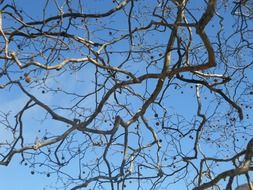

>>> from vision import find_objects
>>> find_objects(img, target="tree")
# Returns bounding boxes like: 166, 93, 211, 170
0, 0, 252, 189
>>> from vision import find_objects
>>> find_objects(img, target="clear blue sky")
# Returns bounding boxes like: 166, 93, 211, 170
0, 1, 252, 190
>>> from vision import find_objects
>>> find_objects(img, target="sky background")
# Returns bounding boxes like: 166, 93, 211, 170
0, 0, 252, 190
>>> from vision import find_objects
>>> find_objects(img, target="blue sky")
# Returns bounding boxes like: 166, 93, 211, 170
0, 0, 253, 190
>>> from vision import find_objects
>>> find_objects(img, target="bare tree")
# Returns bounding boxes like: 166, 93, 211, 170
0, 0, 252, 189
235, 182, 253, 190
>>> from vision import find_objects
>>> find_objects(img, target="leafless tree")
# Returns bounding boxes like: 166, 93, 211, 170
0, 0, 252, 189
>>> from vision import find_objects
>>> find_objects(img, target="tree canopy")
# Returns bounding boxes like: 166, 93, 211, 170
0, 0, 252, 189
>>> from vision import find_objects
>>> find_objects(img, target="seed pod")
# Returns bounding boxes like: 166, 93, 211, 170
24, 73, 31, 83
